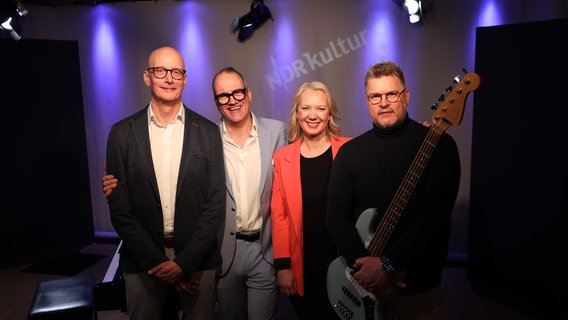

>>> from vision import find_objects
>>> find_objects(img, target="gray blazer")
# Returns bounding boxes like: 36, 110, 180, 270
106, 105, 226, 276
217, 113, 288, 277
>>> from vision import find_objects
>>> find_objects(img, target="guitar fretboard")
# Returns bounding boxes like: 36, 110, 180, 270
366, 72, 480, 257
367, 125, 445, 257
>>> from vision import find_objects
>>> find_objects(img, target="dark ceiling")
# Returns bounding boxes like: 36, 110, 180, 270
22, 0, 91, 5
21, 0, 171, 6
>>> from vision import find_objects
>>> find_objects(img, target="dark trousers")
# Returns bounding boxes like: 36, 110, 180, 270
289, 274, 340, 320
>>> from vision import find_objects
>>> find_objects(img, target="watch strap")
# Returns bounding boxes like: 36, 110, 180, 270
381, 256, 398, 275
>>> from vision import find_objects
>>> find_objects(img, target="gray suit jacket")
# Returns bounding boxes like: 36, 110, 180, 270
217, 113, 288, 277
106, 105, 226, 276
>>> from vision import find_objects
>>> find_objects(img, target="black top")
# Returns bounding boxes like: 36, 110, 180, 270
326, 115, 461, 294
301, 146, 337, 275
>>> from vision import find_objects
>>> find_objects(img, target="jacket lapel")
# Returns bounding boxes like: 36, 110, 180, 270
256, 115, 271, 196
176, 106, 193, 201
283, 139, 303, 239
132, 106, 160, 198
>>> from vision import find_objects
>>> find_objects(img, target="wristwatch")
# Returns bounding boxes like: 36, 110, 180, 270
381, 256, 398, 275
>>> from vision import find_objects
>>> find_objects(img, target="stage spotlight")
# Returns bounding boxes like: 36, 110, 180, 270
231, 0, 273, 42
394, 0, 430, 26
1, 17, 20, 41
0, 1, 24, 41
16, 0, 29, 17
404, 0, 423, 25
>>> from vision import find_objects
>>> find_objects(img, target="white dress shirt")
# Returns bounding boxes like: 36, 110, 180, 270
221, 117, 262, 232
148, 104, 184, 237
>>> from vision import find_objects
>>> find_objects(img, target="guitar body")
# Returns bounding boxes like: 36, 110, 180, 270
327, 208, 381, 320
355, 208, 379, 250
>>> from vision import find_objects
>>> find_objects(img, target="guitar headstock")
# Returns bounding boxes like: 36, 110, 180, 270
431, 70, 481, 131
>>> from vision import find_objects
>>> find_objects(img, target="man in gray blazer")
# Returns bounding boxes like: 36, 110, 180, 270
105, 46, 225, 320
212, 67, 287, 320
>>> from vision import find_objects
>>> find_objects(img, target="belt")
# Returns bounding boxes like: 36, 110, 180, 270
236, 231, 260, 242
164, 233, 174, 248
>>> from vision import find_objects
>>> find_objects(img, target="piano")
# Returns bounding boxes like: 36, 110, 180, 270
93, 241, 127, 313
93, 241, 181, 319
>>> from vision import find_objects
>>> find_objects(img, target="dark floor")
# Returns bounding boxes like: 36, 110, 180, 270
0, 242, 538, 320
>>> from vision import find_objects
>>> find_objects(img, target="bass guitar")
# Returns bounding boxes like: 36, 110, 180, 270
327, 71, 481, 320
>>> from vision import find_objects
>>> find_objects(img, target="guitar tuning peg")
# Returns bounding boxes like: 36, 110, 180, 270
445, 86, 453, 93
461, 67, 468, 73
453, 75, 460, 84
437, 94, 445, 102
431, 102, 439, 110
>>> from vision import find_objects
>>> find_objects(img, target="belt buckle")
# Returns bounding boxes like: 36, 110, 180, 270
236, 231, 260, 242
164, 233, 174, 248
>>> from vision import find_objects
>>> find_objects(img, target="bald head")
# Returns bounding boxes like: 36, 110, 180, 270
148, 46, 185, 69
144, 46, 187, 108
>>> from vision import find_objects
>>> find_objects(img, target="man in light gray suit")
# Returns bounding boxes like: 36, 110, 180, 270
212, 67, 287, 320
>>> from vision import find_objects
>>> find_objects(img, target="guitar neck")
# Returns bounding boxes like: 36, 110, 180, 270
366, 124, 445, 257
365, 72, 480, 257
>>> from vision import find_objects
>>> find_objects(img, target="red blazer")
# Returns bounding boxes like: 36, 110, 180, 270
270, 136, 351, 296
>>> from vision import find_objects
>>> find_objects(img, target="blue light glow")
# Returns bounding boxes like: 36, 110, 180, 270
175, 1, 214, 117
91, 5, 122, 123
479, 1, 503, 27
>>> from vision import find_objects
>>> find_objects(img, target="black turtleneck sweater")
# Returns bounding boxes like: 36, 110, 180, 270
326, 115, 461, 295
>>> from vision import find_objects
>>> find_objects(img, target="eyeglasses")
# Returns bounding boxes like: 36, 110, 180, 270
147, 67, 186, 80
367, 88, 407, 104
215, 88, 248, 105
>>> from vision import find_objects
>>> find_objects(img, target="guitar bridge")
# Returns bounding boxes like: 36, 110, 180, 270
333, 298, 354, 319
362, 296, 376, 320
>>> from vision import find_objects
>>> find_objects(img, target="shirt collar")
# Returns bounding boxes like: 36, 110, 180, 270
148, 102, 185, 126
221, 112, 258, 138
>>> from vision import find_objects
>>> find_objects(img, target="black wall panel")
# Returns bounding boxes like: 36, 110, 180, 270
470, 18, 568, 319
0, 38, 93, 268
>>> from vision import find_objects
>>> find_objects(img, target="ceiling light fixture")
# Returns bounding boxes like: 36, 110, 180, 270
405, 0, 423, 24
231, 0, 273, 42
16, 0, 29, 17
393, 0, 431, 26
0, 1, 25, 41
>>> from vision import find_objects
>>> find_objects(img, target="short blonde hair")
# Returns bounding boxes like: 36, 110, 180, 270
364, 61, 406, 89
288, 81, 341, 142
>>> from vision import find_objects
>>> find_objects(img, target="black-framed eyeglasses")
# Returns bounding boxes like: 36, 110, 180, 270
367, 88, 407, 104
215, 88, 248, 105
147, 67, 186, 80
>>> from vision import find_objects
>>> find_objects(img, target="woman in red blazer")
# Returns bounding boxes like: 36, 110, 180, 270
271, 81, 350, 319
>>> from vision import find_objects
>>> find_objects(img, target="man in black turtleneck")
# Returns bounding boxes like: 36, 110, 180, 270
326, 61, 461, 320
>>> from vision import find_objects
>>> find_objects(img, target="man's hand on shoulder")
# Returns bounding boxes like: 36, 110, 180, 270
102, 164, 117, 199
